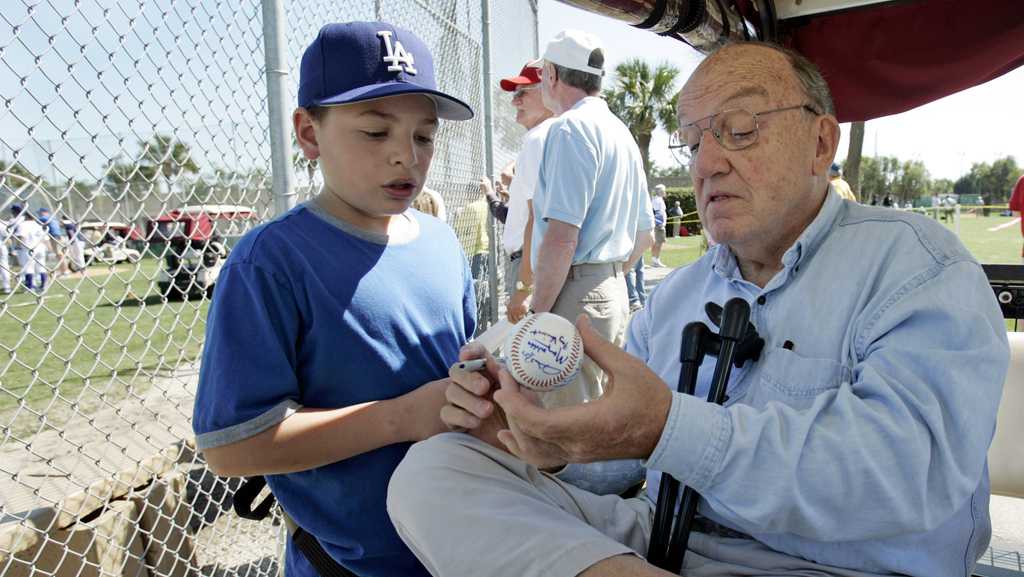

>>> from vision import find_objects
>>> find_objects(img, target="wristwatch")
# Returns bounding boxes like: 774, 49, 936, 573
514, 280, 533, 294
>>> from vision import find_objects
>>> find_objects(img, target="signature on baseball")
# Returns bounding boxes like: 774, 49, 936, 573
522, 328, 572, 376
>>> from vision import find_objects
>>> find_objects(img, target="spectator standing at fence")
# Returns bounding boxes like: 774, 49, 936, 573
650, 184, 668, 266
454, 195, 490, 283
1011, 173, 1024, 263
487, 60, 557, 322
480, 162, 515, 224
829, 162, 857, 202
388, 41, 1008, 577
192, 22, 475, 577
528, 30, 653, 406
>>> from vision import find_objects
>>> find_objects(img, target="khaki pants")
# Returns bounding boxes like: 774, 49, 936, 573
388, 434, 892, 577
544, 262, 628, 408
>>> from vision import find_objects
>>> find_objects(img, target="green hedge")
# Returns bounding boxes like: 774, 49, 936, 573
663, 186, 702, 236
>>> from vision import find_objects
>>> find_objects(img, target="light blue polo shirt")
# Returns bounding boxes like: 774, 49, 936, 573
532, 96, 654, 268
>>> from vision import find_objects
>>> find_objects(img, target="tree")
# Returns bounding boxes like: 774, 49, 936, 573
859, 156, 900, 204
844, 121, 865, 201
892, 159, 929, 205
649, 162, 692, 187
982, 156, 1020, 203
0, 159, 41, 183
604, 59, 680, 176
138, 134, 200, 201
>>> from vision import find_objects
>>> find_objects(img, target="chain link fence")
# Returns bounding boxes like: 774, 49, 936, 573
0, 1, 537, 574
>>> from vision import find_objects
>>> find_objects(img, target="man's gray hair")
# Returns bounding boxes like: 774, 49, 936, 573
552, 50, 603, 96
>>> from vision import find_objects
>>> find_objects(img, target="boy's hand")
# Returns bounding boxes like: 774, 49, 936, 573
442, 344, 507, 449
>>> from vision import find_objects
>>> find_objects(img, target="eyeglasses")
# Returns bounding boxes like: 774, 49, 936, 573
512, 85, 538, 100
668, 104, 819, 165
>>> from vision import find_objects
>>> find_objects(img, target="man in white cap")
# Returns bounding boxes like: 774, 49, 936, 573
524, 29, 654, 407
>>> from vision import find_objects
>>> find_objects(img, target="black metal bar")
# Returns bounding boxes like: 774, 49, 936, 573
663, 298, 750, 573
648, 321, 710, 566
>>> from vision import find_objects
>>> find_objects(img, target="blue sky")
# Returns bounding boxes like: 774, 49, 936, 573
537, 0, 1024, 181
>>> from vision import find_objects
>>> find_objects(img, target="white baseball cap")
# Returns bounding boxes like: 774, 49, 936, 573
542, 29, 604, 77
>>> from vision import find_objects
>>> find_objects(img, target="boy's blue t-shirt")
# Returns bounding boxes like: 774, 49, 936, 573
193, 202, 476, 577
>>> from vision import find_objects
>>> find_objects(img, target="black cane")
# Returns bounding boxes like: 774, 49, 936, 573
663, 298, 751, 573
647, 321, 711, 567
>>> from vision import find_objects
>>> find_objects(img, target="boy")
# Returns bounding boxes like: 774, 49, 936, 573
192, 21, 474, 577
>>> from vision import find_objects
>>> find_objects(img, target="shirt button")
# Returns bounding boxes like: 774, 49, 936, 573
757, 295, 766, 305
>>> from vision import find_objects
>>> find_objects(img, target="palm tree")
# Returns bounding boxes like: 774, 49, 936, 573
138, 134, 200, 203
604, 59, 681, 176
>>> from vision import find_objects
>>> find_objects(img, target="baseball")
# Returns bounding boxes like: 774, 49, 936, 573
503, 312, 583, 391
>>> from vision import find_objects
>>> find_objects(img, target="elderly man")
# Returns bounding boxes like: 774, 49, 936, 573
387, 41, 1008, 577
480, 60, 556, 322
527, 29, 654, 407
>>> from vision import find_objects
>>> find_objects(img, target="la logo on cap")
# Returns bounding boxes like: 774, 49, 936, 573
377, 30, 417, 75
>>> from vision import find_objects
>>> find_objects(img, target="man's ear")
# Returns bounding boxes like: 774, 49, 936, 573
294, 108, 321, 160
812, 114, 841, 177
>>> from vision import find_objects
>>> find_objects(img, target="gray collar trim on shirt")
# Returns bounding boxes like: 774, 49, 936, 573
304, 199, 419, 246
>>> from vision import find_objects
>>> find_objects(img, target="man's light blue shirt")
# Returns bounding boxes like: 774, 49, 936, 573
532, 96, 654, 268
629, 190, 1008, 576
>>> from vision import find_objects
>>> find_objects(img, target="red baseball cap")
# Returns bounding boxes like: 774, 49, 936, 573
499, 60, 543, 92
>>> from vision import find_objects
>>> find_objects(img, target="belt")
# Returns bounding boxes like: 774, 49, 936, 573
691, 515, 753, 541
566, 261, 623, 280
509, 250, 523, 262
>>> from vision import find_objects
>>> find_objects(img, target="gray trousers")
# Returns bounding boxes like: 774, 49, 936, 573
542, 262, 628, 408
388, 434, 891, 577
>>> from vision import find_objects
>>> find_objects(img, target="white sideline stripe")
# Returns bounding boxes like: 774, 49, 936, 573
988, 217, 1021, 232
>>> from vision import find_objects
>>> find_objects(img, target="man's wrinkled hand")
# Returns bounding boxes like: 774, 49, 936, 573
492, 315, 673, 465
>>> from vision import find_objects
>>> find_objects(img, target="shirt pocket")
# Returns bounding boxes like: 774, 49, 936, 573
745, 347, 851, 410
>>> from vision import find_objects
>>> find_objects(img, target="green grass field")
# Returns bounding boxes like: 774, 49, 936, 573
0, 211, 1020, 435
654, 211, 1023, 268
0, 257, 210, 435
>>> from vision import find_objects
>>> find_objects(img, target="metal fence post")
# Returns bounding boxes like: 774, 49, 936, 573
263, 0, 298, 216
482, 0, 500, 326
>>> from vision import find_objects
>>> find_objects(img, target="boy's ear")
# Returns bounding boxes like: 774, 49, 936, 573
294, 108, 321, 160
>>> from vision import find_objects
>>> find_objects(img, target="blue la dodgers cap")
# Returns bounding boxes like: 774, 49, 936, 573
298, 21, 474, 121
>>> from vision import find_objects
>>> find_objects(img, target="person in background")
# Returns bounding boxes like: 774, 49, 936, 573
649, 184, 667, 267
525, 29, 653, 407
0, 212, 12, 294
828, 162, 857, 202
668, 200, 684, 237
64, 221, 87, 274
489, 60, 557, 323
1010, 173, 1023, 263
411, 187, 441, 218
10, 204, 47, 293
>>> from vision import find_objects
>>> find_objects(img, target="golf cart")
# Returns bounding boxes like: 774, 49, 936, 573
77, 221, 144, 265
147, 204, 256, 300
